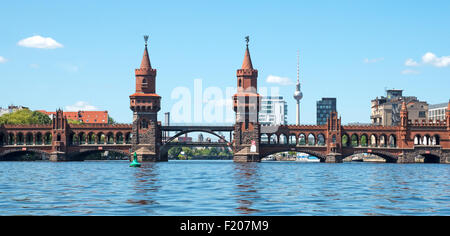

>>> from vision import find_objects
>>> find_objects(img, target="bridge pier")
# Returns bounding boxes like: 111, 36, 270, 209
325, 153, 343, 163
49, 151, 67, 162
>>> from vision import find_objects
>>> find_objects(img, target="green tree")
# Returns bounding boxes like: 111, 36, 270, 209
0, 109, 51, 125
168, 147, 182, 158
108, 116, 116, 124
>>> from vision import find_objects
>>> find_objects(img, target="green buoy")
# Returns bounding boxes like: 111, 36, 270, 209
130, 152, 141, 167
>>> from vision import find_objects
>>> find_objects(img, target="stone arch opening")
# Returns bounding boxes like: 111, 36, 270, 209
44, 132, 52, 145
298, 133, 306, 145
432, 135, 440, 146
379, 134, 387, 147
260, 134, 269, 144
351, 134, 359, 147
289, 134, 297, 145
8, 133, 15, 145
360, 134, 368, 147
1, 150, 49, 161
116, 132, 124, 144
260, 148, 326, 162
106, 132, 114, 144
0, 132, 5, 146
414, 134, 421, 145
342, 133, 350, 147
307, 133, 315, 146
389, 135, 397, 147
69, 150, 129, 161
25, 132, 33, 145
317, 133, 325, 146
369, 134, 377, 147
422, 154, 441, 163
35, 132, 43, 145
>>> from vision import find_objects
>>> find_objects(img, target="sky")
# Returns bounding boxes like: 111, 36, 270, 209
0, 0, 449, 125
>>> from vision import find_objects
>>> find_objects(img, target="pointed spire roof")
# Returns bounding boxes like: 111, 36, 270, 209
241, 36, 253, 70
140, 35, 151, 69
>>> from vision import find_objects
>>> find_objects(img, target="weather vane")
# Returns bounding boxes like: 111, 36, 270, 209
245, 36, 249, 47
144, 35, 149, 47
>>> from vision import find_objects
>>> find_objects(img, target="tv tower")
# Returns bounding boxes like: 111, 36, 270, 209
293, 50, 303, 125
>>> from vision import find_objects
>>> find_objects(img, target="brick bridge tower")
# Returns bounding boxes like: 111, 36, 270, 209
129, 36, 164, 162
232, 36, 262, 162
49, 109, 69, 161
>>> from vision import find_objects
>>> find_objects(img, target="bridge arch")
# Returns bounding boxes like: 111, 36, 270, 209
68, 149, 129, 161
349, 150, 398, 163
260, 148, 327, 162
0, 149, 50, 161
164, 129, 230, 145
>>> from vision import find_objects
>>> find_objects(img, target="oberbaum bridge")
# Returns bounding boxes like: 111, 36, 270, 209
0, 37, 449, 163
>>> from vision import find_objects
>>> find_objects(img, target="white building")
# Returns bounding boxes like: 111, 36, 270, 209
0, 105, 28, 117
428, 103, 447, 122
259, 96, 287, 125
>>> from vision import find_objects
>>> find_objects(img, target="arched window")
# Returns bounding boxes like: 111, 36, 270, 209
239, 79, 242, 87
332, 134, 336, 144
36, 133, 43, 145
142, 78, 147, 84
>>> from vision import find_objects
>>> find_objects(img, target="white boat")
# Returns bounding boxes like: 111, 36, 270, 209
296, 153, 320, 162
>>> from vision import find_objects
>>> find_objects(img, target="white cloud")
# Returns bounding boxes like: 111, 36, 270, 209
401, 69, 420, 75
266, 75, 293, 86
17, 35, 63, 49
65, 101, 99, 111
0, 56, 7, 63
422, 52, 450, 67
363, 58, 384, 63
405, 58, 419, 67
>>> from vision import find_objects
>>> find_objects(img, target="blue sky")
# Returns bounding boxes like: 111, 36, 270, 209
0, 0, 449, 124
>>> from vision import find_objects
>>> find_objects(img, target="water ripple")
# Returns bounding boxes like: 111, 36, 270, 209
0, 161, 448, 215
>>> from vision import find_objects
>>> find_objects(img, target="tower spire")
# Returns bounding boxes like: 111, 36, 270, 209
241, 36, 253, 70
140, 35, 151, 69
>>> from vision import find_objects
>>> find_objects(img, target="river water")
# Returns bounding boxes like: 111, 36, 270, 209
0, 160, 448, 215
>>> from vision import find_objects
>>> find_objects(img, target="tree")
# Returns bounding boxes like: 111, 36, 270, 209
108, 116, 116, 124
168, 147, 182, 157
0, 109, 51, 125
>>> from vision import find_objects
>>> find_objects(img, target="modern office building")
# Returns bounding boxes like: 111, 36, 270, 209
317, 98, 337, 125
259, 96, 288, 125
371, 89, 428, 126
429, 103, 448, 122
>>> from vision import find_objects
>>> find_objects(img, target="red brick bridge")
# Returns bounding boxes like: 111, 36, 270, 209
1, 37, 449, 163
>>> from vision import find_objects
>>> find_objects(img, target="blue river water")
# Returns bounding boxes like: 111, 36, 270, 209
0, 160, 448, 215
